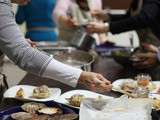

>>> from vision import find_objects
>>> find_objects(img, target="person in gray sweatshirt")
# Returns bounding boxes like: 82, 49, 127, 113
0, 0, 112, 93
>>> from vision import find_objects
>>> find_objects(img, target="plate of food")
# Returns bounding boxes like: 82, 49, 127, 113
112, 79, 160, 99
0, 101, 78, 120
54, 90, 113, 109
3, 85, 61, 102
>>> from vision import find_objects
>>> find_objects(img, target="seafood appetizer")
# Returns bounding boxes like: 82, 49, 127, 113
66, 94, 85, 107
38, 107, 63, 115
121, 80, 137, 93
153, 99, 160, 111
32, 85, 50, 99
21, 102, 46, 113
16, 88, 24, 98
11, 112, 37, 120
11, 102, 78, 120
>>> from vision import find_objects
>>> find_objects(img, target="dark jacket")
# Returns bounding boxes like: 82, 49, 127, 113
109, 0, 160, 40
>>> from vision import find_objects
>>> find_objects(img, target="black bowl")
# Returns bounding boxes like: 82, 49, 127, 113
111, 47, 147, 67
111, 48, 133, 67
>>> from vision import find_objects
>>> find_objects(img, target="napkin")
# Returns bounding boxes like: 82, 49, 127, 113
79, 96, 152, 120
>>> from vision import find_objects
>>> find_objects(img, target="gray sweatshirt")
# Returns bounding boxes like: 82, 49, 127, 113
0, 0, 82, 87
0, 0, 52, 75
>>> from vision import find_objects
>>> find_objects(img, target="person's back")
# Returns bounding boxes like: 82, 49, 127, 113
16, 0, 57, 42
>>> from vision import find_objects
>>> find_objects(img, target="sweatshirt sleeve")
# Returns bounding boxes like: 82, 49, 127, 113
109, 0, 160, 34
0, 2, 52, 76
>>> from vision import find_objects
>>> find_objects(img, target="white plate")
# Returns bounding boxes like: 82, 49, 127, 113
148, 81, 160, 99
112, 79, 160, 99
54, 89, 113, 109
112, 78, 135, 91
3, 85, 61, 102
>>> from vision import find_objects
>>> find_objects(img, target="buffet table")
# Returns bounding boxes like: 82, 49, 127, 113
0, 57, 160, 119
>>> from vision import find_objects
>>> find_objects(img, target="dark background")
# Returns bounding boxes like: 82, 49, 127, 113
102, 0, 132, 9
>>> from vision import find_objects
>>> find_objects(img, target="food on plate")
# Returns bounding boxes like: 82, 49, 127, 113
36, 115, 50, 120
137, 79, 150, 87
38, 107, 63, 115
11, 102, 77, 120
66, 94, 85, 107
148, 83, 156, 91
121, 81, 137, 93
32, 85, 50, 99
136, 74, 151, 87
16, 88, 24, 98
11, 112, 37, 120
153, 99, 160, 110
21, 102, 46, 113
36, 114, 78, 120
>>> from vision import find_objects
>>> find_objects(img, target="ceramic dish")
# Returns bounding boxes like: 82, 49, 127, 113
54, 89, 113, 109
3, 85, 61, 102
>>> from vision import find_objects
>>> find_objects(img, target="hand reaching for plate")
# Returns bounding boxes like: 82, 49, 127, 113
86, 22, 109, 34
78, 71, 112, 93
132, 52, 158, 69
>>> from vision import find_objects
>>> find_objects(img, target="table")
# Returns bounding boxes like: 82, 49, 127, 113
0, 57, 159, 120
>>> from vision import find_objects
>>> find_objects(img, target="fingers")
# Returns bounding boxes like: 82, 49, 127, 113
26, 39, 36, 48
96, 74, 111, 84
142, 43, 158, 53
133, 53, 148, 58
133, 57, 157, 69
67, 18, 78, 28
79, 72, 112, 93
89, 80, 112, 93
86, 22, 107, 34
133, 61, 152, 69
89, 73, 112, 93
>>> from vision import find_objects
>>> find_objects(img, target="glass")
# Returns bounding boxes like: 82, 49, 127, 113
134, 87, 150, 98
135, 74, 151, 87
134, 74, 151, 98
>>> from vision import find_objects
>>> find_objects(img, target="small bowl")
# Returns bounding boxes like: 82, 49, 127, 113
111, 47, 146, 67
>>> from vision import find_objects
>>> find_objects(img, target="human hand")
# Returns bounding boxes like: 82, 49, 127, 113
78, 71, 112, 93
59, 16, 78, 28
132, 52, 158, 69
11, 0, 30, 5
91, 10, 109, 21
86, 22, 109, 34
26, 39, 36, 48
141, 43, 159, 53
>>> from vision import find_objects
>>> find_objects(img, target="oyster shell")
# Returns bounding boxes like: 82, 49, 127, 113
11, 112, 37, 120
21, 102, 46, 113
66, 94, 85, 107
16, 88, 24, 98
38, 107, 63, 115
32, 85, 50, 99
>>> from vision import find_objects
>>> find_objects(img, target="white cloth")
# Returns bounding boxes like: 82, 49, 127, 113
43, 58, 82, 87
80, 97, 152, 120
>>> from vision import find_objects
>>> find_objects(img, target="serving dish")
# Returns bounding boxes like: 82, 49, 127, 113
112, 79, 160, 99
54, 89, 113, 109
46, 49, 95, 71
3, 85, 61, 102
0, 101, 77, 120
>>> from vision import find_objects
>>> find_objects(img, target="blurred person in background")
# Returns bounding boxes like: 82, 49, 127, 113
86, 0, 160, 80
53, 0, 107, 46
0, 0, 112, 93
16, 0, 58, 42
87, 0, 160, 46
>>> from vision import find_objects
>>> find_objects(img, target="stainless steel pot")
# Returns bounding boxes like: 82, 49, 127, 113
37, 42, 94, 71
43, 49, 95, 71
